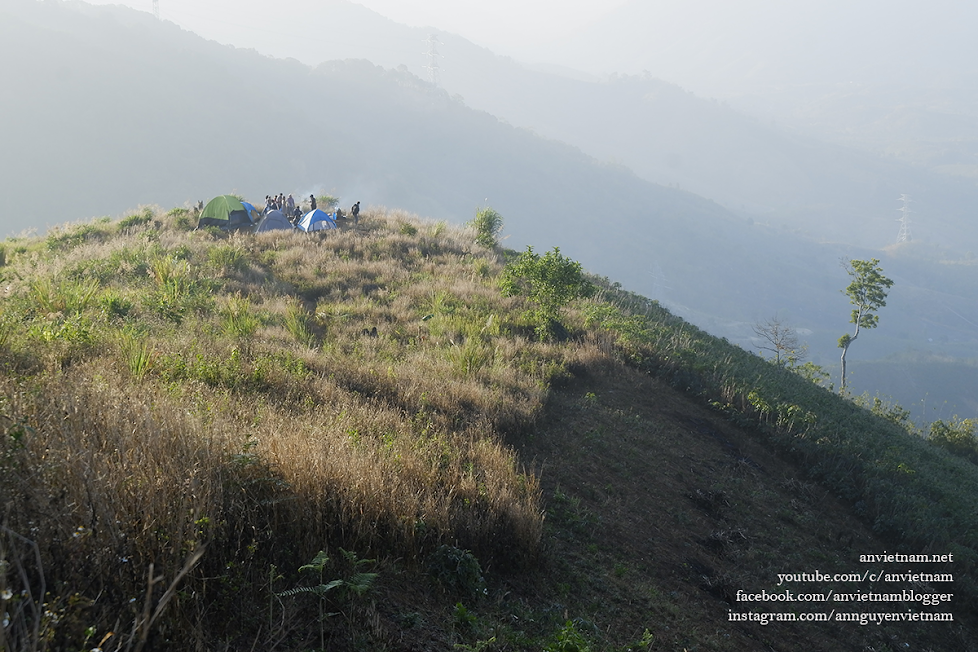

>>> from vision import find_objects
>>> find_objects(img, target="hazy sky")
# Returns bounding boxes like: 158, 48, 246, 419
79, 0, 630, 59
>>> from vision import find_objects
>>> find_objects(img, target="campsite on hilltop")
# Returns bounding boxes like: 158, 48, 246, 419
4, 0, 978, 427
1, 205, 976, 650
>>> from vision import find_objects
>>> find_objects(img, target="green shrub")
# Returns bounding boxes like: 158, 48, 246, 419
99, 290, 134, 320
428, 545, 487, 597
501, 246, 595, 340
446, 338, 494, 377
30, 277, 101, 314
156, 348, 266, 390
44, 223, 109, 252
928, 417, 978, 464
118, 208, 154, 230
209, 244, 247, 273
27, 313, 93, 347
317, 194, 340, 209
469, 207, 503, 249
118, 331, 154, 380
545, 621, 590, 652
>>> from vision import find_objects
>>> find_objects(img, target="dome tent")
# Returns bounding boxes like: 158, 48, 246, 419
297, 209, 337, 232
196, 195, 255, 231
254, 210, 295, 233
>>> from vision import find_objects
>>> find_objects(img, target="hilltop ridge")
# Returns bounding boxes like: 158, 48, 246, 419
1, 207, 975, 650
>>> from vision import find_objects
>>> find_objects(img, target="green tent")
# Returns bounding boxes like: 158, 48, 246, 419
196, 195, 255, 231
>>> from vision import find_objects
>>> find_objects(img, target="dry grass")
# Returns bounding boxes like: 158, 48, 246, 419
4, 206, 977, 651
0, 207, 564, 649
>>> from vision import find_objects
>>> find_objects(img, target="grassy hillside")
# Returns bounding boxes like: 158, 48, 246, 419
1, 208, 976, 651
6, 0, 978, 430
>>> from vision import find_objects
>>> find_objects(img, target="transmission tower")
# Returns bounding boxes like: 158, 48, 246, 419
152, 0, 160, 20
422, 34, 443, 86
896, 194, 912, 243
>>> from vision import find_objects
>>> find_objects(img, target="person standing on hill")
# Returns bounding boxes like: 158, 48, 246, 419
352, 201, 360, 226
310, 194, 317, 211
286, 194, 295, 214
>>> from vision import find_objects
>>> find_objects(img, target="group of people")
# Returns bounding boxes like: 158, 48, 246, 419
264, 193, 302, 221
262, 193, 361, 226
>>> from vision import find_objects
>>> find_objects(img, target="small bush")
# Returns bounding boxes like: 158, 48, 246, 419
30, 277, 101, 314
99, 290, 134, 320
209, 244, 247, 273
545, 621, 591, 652
470, 207, 503, 249
928, 417, 978, 464
317, 194, 340, 209
428, 545, 487, 597
118, 208, 154, 230
118, 331, 155, 380
447, 338, 494, 377
501, 246, 595, 340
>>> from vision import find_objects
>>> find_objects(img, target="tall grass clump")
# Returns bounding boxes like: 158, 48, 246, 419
117, 330, 155, 380
221, 293, 260, 339
30, 277, 101, 314
208, 243, 247, 274
284, 299, 317, 347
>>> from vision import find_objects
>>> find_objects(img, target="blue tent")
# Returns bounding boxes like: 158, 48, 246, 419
240, 201, 262, 223
298, 209, 337, 232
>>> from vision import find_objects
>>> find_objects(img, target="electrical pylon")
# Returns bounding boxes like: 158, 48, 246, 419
422, 34, 443, 86
896, 194, 912, 243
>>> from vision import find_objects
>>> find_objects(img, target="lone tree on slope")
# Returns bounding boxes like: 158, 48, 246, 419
838, 258, 894, 391
753, 315, 807, 367
500, 246, 595, 340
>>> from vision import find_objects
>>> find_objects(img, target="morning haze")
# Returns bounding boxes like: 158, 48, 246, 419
2, 1, 978, 649
3, 0, 976, 421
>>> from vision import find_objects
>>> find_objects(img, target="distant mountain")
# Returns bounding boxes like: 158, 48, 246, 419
543, 0, 978, 183
546, 0, 978, 91
0, 0, 779, 307
80, 0, 978, 253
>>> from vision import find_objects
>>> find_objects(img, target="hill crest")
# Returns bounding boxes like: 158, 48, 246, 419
1, 207, 975, 650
